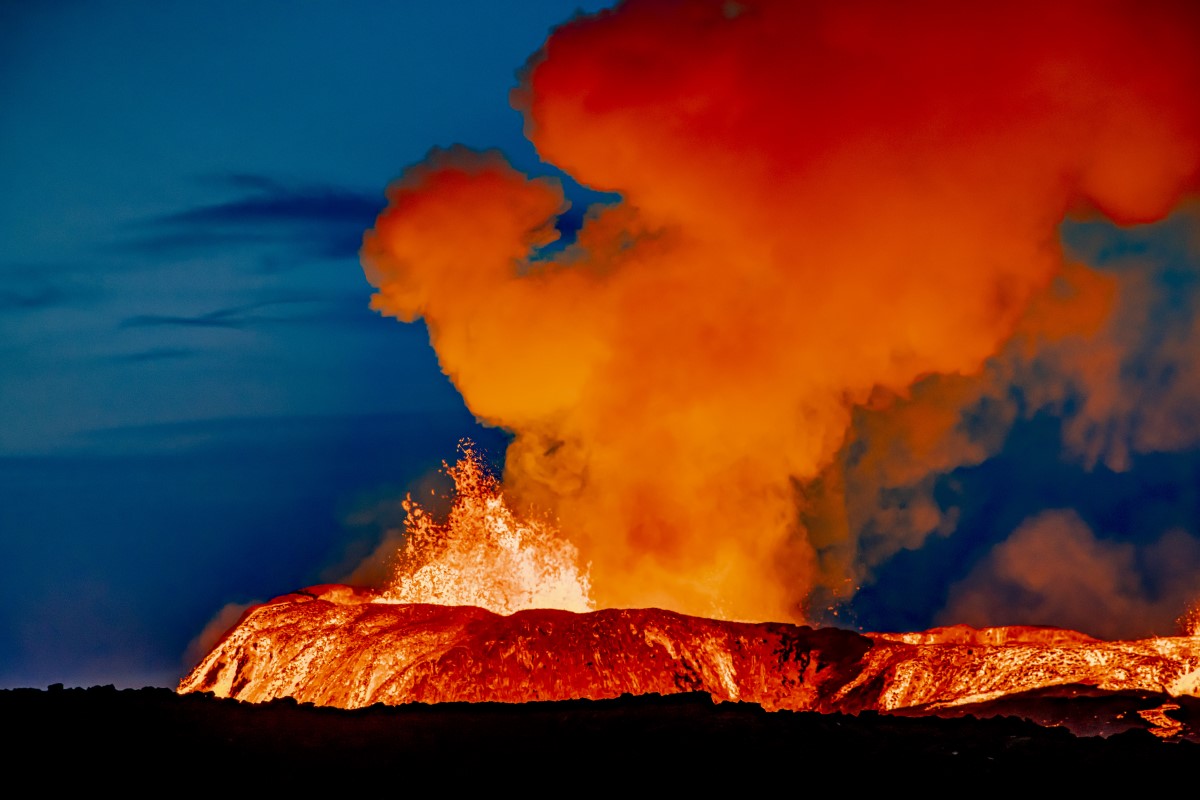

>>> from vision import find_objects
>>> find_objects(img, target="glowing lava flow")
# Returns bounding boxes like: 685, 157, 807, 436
179, 586, 1200, 740
378, 444, 593, 616
180, 447, 1200, 740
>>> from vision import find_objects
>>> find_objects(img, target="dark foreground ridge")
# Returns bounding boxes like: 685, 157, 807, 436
6, 685, 1196, 781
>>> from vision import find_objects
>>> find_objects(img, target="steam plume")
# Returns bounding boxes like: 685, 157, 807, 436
361, 0, 1200, 622
940, 510, 1200, 640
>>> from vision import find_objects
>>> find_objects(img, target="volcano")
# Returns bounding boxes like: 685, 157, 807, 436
179, 585, 1200, 740
206, 0, 1200, 754
180, 448, 1200, 740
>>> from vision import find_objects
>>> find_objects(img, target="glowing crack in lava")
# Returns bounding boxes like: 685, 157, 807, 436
378, 443, 593, 615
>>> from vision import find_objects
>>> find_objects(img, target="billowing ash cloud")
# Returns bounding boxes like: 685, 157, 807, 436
939, 510, 1200, 640
361, 0, 1200, 623
810, 207, 1200, 634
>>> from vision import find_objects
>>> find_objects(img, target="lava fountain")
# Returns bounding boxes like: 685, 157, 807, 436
380, 443, 593, 616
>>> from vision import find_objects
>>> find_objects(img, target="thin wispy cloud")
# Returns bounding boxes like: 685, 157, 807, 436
0, 263, 104, 314
119, 293, 374, 331
113, 347, 198, 363
113, 174, 383, 264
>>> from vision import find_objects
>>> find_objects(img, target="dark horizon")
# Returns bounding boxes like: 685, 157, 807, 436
3, 0, 1199, 690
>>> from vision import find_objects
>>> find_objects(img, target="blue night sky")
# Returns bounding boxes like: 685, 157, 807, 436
1, 0, 614, 688
2, 0, 1198, 690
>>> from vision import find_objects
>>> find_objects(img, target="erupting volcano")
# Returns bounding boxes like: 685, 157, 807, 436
183, 0, 1200, 743
181, 449, 1200, 739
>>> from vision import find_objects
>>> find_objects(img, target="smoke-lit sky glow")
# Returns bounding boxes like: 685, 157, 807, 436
2, 0, 1198, 689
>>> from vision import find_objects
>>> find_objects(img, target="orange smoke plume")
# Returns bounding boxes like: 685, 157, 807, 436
361, 0, 1200, 622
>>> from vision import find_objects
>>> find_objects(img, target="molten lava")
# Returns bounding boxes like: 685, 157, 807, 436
380, 444, 593, 616
180, 585, 1200, 739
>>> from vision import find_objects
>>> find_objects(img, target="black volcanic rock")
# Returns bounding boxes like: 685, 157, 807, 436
5, 686, 1198, 786
894, 684, 1200, 741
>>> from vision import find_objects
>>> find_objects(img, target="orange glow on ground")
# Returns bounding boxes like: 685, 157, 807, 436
180, 587, 1200, 742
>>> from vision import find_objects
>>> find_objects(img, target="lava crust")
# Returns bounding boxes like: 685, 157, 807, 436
180, 584, 1200, 741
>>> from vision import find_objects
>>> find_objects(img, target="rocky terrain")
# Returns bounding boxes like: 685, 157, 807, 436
178, 584, 1200, 743
6, 684, 1196, 784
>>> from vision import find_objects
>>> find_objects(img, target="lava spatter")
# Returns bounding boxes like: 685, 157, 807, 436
379, 443, 593, 616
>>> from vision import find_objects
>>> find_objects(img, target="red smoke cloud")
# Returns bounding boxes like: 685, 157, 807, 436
362, 0, 1200, 622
